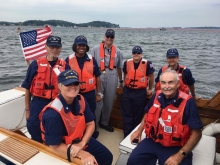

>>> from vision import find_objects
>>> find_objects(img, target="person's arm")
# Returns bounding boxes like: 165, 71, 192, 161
96, 76, 102, 101
165, 129, 202, 165
24, 89, 31, 119
147, 73, 154, 96
188, 84, 200, 100
117, 68, 123, 88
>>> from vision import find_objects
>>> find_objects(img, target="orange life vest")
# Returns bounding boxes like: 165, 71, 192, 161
155, 65, 189, 94
39, 95, 86, 145
68, 53, 96, 93
124, 59, 148, 89
30, 57, 66, 99
144, 90, 191, 147
99, 42, 116, 71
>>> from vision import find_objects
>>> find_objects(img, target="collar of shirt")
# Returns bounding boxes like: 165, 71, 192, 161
168, 63, 180, 71
157, 90, 179, 109
58, 94, 80, 114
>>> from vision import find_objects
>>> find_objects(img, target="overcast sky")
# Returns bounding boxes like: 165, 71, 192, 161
0, 0, 220, 28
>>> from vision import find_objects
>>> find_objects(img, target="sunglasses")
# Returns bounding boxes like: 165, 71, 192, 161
106, 35, 114, 39
132, 52, 141, 54
64, 82, 80, 87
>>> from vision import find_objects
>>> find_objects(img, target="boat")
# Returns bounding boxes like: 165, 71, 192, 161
160, 28, 166, 30
0, 87, 220, 164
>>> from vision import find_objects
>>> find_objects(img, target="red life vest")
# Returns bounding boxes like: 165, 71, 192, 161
30, 57, 66, 99
39, 95, 86, 145
99, 42, 116, 71
124, 59, 148, 89
155, 65, 189, 94
144, 90, 191, 147
68, 54, 96, 93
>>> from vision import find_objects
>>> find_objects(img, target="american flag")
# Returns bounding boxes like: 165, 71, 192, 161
19, 25, 53, 60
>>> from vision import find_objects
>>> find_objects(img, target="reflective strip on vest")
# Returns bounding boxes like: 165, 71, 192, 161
50, 98, 63, 111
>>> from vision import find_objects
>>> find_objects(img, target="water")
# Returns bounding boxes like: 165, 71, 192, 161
0, 26, 220, 99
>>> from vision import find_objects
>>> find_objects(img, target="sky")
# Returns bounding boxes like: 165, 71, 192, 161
0, 0, 220, 28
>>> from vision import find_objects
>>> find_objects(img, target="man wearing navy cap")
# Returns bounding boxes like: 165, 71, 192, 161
155, 48, 199, 100
121, 46, 155, 137
21, 35, 70, 143
91, 29, 123, 132
65, 35, 101, 138
39, 70, 113, 165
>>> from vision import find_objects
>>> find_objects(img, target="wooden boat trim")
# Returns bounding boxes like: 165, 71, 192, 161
0, 127, 82, 165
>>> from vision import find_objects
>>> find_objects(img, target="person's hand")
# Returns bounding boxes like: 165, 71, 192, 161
146, 89, 153, 96
25, 111, 30, 120
119, 83, 123, 88
164, 152, 183, 165
193, 95, 201, 101
70, 142, 86, 158
130, 130, 142, 143
96, 94, 102, 102
77, 150, 98, 165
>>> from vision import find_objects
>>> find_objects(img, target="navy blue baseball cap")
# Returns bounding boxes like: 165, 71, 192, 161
166, 48, 179, 57
58, 70, 80, 85
105, 29, 115, 37
46, 36, 62, 47
132, 46, 143, 54
74, 35, 88, 45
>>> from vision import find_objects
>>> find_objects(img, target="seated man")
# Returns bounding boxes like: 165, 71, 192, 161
127, 69, 202, 165
39, 70, 112, 165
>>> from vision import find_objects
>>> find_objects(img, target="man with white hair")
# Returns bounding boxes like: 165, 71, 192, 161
127, 69, 202, 165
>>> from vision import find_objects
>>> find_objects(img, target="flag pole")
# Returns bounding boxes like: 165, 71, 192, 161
18, 27, 30, 67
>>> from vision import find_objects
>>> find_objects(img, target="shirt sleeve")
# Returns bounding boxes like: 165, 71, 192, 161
83, 99, 95, 123
182, 98, 203, 130
42, 108, 64, 145
155, 68, 162, 83
21, 60, 38, 89
116, 49, 123, 69
146, 61, 155, 76
144, 93, 156, 113
183, 68, 195, 85
93, 57, 101, 77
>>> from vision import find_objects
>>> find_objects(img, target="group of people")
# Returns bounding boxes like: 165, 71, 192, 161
21, 28, 202, 165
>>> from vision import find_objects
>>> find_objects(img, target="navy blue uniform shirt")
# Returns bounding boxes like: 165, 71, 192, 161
144, 91, 203, 130
42, 94, 95, 145
22, 58, 70, 90
65, 53, 101, 99
155, 64, 195, 85
123, 59, 155, 76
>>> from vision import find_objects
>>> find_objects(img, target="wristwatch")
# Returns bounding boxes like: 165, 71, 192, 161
119, 80, 123, 83
179, 149, 187, 157
97, 92, 103, 98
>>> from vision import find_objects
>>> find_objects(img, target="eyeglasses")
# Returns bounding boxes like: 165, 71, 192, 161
132, 52, 141, 55
64, 82, 80, 87
48, 46, 61, 49
106, 35, 114, 39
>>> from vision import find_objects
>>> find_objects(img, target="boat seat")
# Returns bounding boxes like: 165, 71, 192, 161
117, 125, 216, 165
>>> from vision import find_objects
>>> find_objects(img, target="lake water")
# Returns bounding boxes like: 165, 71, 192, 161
0, 26, 220, 99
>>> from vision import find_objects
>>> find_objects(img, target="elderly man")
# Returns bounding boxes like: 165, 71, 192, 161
127, 69, 202, 165
22, 36, 70, 143
155, 48, 200, 100
91, 29, 123, 132
121, 46, 155, 138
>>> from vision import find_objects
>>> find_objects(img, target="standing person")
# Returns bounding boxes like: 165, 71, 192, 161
39, 70, 113, 165
127, 70, 202, 165
121, 46, 155, 138
91, 29, 123, 132
21, 36, 70, 143
155, 48, 200, 100
66, 35, 101, 139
